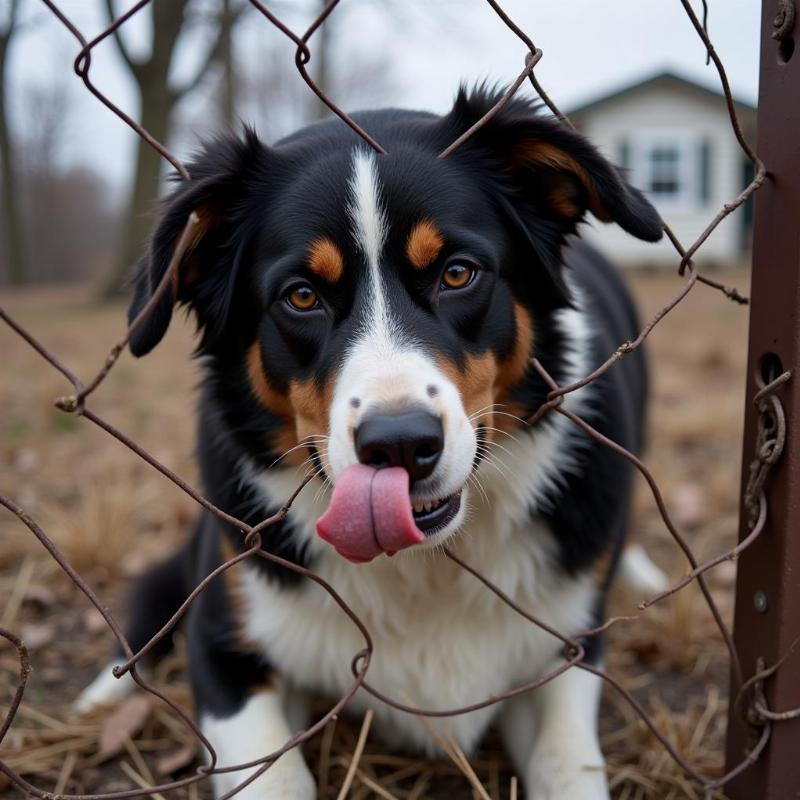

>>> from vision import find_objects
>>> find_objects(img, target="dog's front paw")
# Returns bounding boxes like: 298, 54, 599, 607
211, 753, 316, 800
258, 769, 316, 800
526, 742, 609, 800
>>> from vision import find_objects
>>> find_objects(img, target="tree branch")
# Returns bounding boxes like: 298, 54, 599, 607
172, 1, 248, 100
9, 0, 20, 32
103, 0, 145, 79
1, 0, 20, 43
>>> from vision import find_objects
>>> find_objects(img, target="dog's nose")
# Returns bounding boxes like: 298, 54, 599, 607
355, 410, 444, 484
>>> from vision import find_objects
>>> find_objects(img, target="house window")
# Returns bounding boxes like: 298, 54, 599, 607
647, 145, 682, 196
627, 133, 705, 208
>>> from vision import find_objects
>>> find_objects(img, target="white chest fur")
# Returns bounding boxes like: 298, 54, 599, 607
236, 496, 595, 756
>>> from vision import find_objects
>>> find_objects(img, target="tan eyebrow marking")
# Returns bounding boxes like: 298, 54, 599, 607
512, 141, 612, 222
406, 220, 445, 270
308, 237, 345, 283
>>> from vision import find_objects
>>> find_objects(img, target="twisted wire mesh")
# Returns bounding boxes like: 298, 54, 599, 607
0, 1, 794, 797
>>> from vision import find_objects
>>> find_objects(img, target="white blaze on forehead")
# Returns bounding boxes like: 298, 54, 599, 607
347, 149, 392, 338
324, 148, 476, 512
348, 149, 387, 267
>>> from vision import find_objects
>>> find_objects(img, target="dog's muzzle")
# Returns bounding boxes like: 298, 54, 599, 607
316, 409, 462, 562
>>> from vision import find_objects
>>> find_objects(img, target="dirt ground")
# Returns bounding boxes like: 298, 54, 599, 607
0, 266, 751, 799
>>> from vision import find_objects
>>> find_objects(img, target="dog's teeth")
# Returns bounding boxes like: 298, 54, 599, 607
412, 497, 449, 515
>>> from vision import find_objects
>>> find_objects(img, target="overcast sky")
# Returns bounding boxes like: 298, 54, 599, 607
8, 0, 761, 191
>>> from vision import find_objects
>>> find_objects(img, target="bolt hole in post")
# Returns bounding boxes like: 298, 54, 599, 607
758, 354, 783, 434
760, 352, 784, 385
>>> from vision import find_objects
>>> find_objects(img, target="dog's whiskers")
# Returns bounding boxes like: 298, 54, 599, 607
468, 402, 510, 421
470, 407, 529, 427
268, 434, 330, 470
474, 445, 511, 480
313, 474, 333, 505
466, 472, 489, 505
476, 425, 523, 447
477, 436, 518, 462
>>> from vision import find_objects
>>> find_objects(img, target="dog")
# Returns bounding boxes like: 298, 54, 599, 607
77, 87, 667, 799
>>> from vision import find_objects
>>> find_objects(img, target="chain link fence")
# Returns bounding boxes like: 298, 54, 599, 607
1, 1, 798, 798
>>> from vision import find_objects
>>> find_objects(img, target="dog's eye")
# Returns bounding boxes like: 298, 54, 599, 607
441, 261, 476, 291
285, 284, 319, 311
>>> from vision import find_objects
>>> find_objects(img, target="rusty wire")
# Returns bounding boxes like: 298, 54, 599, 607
0, 0, 795, 797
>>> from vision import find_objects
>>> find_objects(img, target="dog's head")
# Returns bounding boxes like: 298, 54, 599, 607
129, 88, 661, 563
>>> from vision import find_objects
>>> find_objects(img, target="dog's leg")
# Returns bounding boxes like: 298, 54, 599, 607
187, 575, 315, 800
501, 665, 609, 800
75, 545, 192, 714
74, 660, 136, 713
618, 542, 669, 595
201, 684, 315, 800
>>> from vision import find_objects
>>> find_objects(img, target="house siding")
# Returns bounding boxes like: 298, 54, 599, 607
571, 82, 754, 267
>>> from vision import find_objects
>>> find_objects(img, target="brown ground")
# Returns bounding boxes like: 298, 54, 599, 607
0, 267, 750, 799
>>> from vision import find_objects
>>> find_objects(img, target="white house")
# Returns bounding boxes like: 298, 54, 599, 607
568, 71, 756, 267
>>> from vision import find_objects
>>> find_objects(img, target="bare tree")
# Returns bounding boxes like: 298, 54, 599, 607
218, 0, 239, 128
101, 0, 245, 298
309, 0, 332, 123
17, 80, 116, 284
232, 2, 401, 143
22, 163, 118, 284
0, 0, 28, 286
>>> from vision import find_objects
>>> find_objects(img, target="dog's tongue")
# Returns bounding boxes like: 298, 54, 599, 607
316, 464, 424, 563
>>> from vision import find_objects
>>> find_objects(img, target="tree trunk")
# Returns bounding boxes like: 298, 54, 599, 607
218, 0, 236, 129
311, 0, 332, 122
0, 9, 28, 286
100, 88, 172, 298
99, 0, 237, 299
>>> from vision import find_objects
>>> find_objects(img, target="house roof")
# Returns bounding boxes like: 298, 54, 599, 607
566, 69, 757, 119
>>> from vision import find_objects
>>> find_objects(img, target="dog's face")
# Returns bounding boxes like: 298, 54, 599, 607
128, 89, 661, 562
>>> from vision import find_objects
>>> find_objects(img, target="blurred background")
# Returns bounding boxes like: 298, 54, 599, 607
0, 2, 761, 798
0, 0, 759, 292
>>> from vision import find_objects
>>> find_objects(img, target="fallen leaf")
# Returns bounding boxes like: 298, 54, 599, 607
14, 447, 40, 472
156, 744, 197, 776
83, 608, 108, 635
714, 561, 737, 588
670, 483, 707, 530
23, 584, 56, 611
629, 639, 662, 663
20, 623, 55, 650
42, 666, 66, 684
120, 552, 150, 578
98, 695, 152, 761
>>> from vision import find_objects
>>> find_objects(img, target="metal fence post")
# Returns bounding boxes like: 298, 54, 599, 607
724, 2, 800, 797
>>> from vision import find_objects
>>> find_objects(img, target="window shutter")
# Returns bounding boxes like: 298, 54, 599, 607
617, 137, 630, 170
699, 138, 712, 202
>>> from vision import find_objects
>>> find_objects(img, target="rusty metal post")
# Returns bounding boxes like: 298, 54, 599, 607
724, 2, 800, 797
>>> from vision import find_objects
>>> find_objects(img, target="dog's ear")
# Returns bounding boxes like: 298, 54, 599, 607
440, 88, 662, 299
127, 129, 268, 357
444, 87, 663, 241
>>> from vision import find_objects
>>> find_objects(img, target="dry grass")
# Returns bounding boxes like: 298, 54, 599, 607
0, 267, 750, 798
